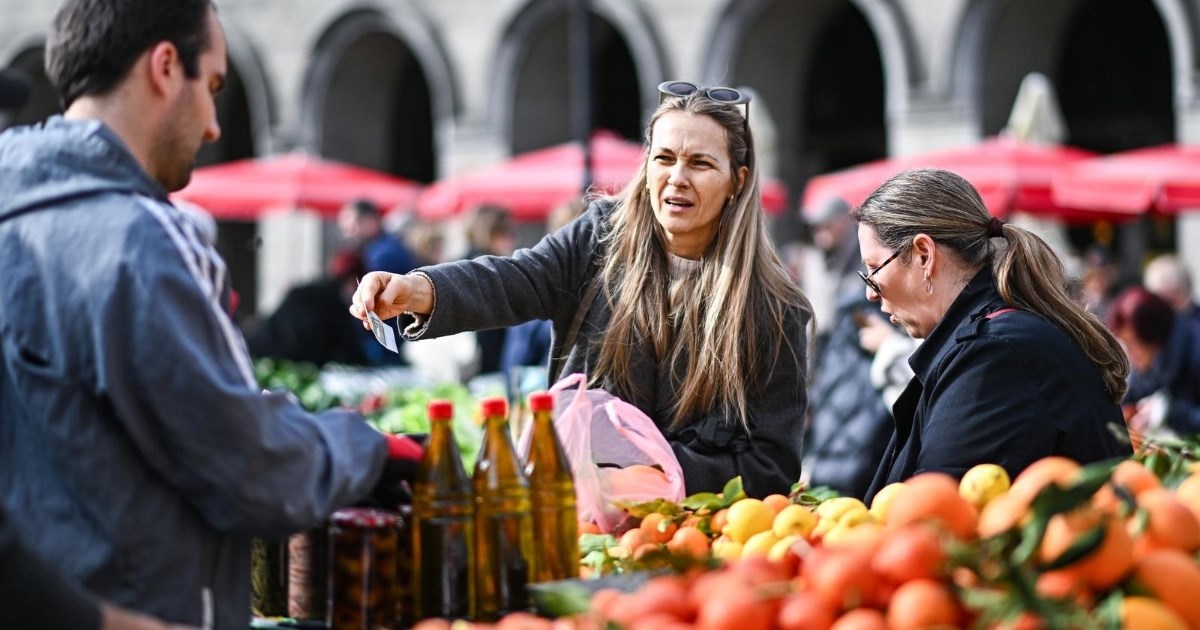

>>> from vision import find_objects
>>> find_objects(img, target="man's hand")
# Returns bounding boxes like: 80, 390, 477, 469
349, 272, 432, 327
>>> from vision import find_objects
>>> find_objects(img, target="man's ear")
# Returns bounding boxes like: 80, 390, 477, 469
145, 42, 181, 97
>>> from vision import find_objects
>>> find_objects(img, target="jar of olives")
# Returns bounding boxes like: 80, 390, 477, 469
327, 508, 400, 630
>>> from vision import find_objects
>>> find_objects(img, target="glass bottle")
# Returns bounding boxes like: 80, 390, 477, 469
326, 508, 399, 630
472, 396, 534, 621
524, 391, 578, 582
410, 399, 473, 621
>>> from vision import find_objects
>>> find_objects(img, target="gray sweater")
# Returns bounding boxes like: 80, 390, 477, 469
402, 200, 809, 497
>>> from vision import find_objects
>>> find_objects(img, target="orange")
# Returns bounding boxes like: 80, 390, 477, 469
1129, 549, 1200, 628
886, 579, 962, 630
709, 508, 729, 535
776, 591, 837, 630
640, 512, 678, 544
667, 525, 710, 558
1120, 596, 1188, 630
622, 575, 695, 623
1111, 459, 1162, 497
871, 523, 947, 585
830, 608, 887, 630
577, 521, 602, 535
1174, 472, 1200, 523
1034, 569, 1093, 608
1131, 488, 1200, 554
763, 493, 793, 514
496, 611, 553, 630
695, 581, 776, 630
884, 473, 978, 539
978, 491, 1032, 538
619, 527, 650, 552
1040, 507, 1133, 592
803, 547, 877, 611
1007, 456, 1081, 507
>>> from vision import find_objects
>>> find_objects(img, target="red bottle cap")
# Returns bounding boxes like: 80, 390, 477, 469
480, 396, 508, 418
528, 392, 554, 412
427, 399, 454, 421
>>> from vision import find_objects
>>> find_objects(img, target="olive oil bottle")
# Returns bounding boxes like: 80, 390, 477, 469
472, 396, 534, 621
523, 391, 578, 582
410, 400, 473, 620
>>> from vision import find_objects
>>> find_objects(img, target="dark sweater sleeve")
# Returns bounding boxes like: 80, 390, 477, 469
668, 306, 810, 498
0, 507, 102, 630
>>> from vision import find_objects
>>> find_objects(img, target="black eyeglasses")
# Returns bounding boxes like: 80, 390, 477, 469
658, 81, 751, 122
859, 249, 902, 294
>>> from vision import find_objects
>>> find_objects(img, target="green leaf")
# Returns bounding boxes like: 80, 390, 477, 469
1092, 590, 1123, 630
530, 583, 593, 618
580, 549, 609, 571
578, 533, 618, 555
721, 477, 746, 505
1039, 521, 1106, 571
680, 492, 723, 511
613, 498, 681, 518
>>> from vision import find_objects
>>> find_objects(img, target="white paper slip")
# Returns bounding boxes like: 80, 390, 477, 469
367, 311, 399, 353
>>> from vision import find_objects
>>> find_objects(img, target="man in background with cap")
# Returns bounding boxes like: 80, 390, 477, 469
800, 195, 894, 498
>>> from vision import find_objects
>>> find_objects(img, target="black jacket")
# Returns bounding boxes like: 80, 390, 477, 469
864, 267, 1130, 503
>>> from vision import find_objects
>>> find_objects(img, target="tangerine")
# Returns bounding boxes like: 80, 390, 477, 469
1120, 596, 1188, 630
1111, 459, 1161, 497
1040, 507, 1133, 591
1174, 472, 1200, 523
1007, 456, 1080, 508
885, 473, 978, 539
886, 579, 961, 630
763, 493, 792, 514
871, 523, 947, 585
803, 547, 877, 611
829, 608, 887, 630
777, 591, 837, 630
640, 512, 678, 544
1130, 549, 1200, 628
977, 491, 1031, 538
667, 525, 710, 558
1131, 488, 1200, 554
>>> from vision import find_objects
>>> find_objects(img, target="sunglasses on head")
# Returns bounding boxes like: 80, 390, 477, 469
658, 81, 752, 122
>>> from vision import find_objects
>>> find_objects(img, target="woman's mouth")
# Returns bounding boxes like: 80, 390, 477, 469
664, 196, 693, 211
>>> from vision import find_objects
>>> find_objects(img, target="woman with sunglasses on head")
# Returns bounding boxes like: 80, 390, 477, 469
855, 168, 1131, 503
350, 81, 812, 497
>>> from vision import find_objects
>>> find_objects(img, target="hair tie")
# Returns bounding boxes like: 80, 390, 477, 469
987, 217, 1006, 238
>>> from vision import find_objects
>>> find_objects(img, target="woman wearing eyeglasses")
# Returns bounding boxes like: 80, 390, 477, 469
855, 168, 1131, 503
350, 81, 812, 498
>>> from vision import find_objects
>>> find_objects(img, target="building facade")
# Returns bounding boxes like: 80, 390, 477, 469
4, 0, 1199, 313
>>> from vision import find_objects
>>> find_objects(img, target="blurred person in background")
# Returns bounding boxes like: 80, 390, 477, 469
463, 204, 517, 375
404, 218, 446, 267
348, 82, 813, 497
1081, 244, 1121, 322
855, 169, 1130, 502
0, 1, 422, 626
1143, 253, 1200, 331
799, 195, 894, 498
1109, 286, 1200, 439
247, 250, 375, 366
338, 197, 418, 274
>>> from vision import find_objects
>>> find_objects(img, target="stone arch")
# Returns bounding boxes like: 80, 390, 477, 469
492, 0, 668, 154
196, 25, 273, 166
953, 0, 1195, 149
703, 0, 918, 202
302, 7, 454, 183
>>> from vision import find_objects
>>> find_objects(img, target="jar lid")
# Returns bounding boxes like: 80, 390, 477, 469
480, 396, 508, 418
427, 399, 454, 421
528, 392, 554, 412
330, 508, 399, 529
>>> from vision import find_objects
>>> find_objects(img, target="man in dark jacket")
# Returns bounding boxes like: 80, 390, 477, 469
0, 2, 420, 628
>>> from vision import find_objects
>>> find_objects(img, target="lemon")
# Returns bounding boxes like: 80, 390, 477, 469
768, 534, 805, 563
869, 482, 908, 521
959, 464, 1011, 509
773, 504, 818, 539
741, 529, 780, 558
711, 535, 743, 561
722, 498, 775, 543
816, 497, 870, 527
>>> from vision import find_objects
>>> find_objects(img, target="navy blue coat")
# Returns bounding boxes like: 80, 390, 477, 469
864, 267, 1131, 503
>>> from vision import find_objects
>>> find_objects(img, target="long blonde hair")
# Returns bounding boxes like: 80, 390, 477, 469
592, 92, 812, 430
855, 168, 1130, 402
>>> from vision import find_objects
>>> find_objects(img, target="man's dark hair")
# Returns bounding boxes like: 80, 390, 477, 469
347, 198, 382, 219
45, 0, 214, 107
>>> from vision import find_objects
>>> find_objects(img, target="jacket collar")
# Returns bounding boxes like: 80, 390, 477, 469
908, 265, 1002, 383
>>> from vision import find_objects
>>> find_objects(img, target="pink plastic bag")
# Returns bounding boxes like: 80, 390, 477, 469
518, 373, 685, 532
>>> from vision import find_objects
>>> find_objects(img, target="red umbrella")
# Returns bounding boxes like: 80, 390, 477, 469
802, 136, 1105, 223
416, 130, 788, 222
1052, 144, 1200, 216
174, 153, 423, 220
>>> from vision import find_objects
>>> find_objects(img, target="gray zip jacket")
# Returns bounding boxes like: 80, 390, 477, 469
0, 117, 388, 629
401, 200, 809, 497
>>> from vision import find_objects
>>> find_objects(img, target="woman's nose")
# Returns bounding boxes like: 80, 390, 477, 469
667, 164, 688, 187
